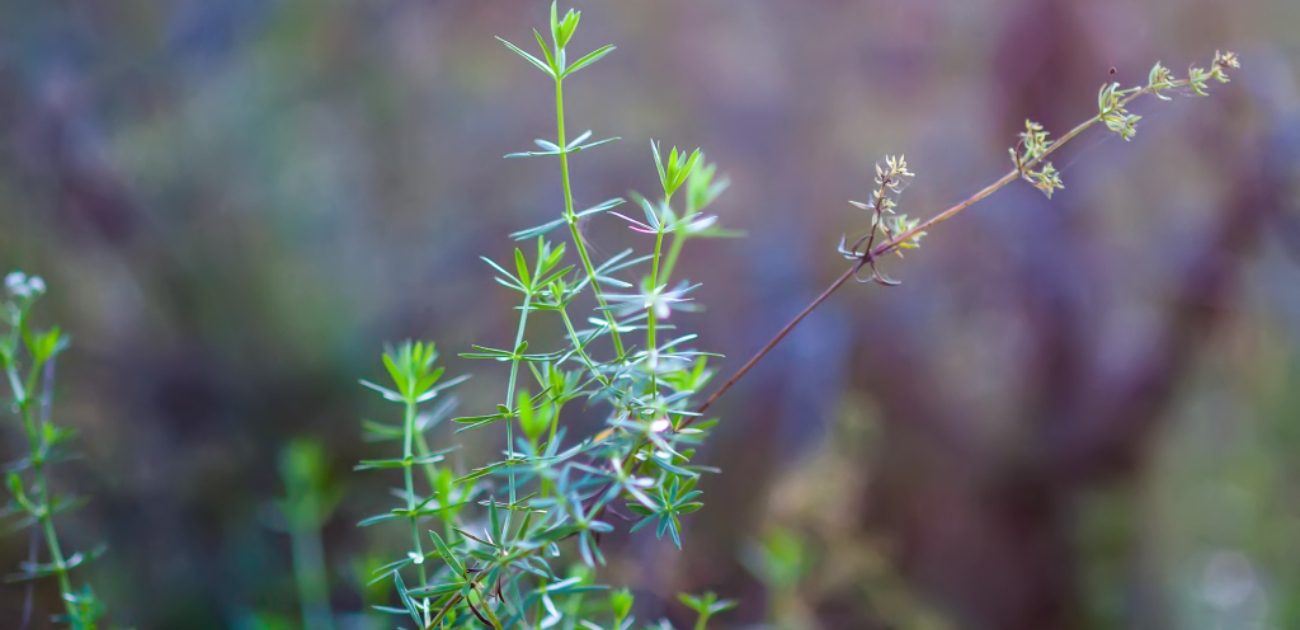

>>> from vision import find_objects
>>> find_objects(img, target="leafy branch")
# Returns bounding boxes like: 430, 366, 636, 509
360, 4, 737, 628
1, 272, 105, 629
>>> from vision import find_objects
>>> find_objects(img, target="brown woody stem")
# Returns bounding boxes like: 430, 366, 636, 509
687, 87, 1160, 422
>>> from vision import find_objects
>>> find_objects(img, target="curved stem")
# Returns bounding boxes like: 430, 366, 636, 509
690, 86, 1169, 421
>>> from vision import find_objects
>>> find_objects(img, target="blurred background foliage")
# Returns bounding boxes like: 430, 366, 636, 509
1, 0, 1299, 628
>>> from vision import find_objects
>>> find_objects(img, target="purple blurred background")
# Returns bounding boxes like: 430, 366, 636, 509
1, 0, 1299, 628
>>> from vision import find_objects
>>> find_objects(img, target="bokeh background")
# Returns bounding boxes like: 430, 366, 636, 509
2, 0, 1299, 628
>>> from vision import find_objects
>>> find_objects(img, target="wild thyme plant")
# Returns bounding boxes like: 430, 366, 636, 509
355, 3, 1240, 624
1, 271, 105, 629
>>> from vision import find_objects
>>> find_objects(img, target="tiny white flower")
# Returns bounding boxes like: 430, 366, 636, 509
5, 272, 26, 295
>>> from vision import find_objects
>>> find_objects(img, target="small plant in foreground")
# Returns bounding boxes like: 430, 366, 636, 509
1, 271, 105, 629
360, 4, 733, 627
352, 4, 1241, 626
677, 592, 737, 630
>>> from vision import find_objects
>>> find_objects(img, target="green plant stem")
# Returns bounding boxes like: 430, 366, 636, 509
5, 354, 77, 624
34, 467, 75, 620
401, 398, 429, 619
503, 290, 534, 507
658, 234, 688, 289
554, 77, 626, 360
547, 400, 561, 454
694, 613, 710, 630
657, 195, 693, 285
646, 226, 667, 394
468, 581, 504, 629
38, 518, 75, 618
412, 429, 459, 541
413, 430, 439, 490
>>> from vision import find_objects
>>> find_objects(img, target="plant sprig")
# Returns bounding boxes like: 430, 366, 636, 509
360, 4, 739, 627
1, 272, 106, 629
695, 50, 1242, 414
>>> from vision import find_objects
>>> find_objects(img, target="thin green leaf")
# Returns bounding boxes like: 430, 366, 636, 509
496, 36, 555, 77
428, 529, 465, 576
562, 44, 616, 77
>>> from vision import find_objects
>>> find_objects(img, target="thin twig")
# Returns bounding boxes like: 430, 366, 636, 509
686, 92, 1150, 422
693, 259, 866, 417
